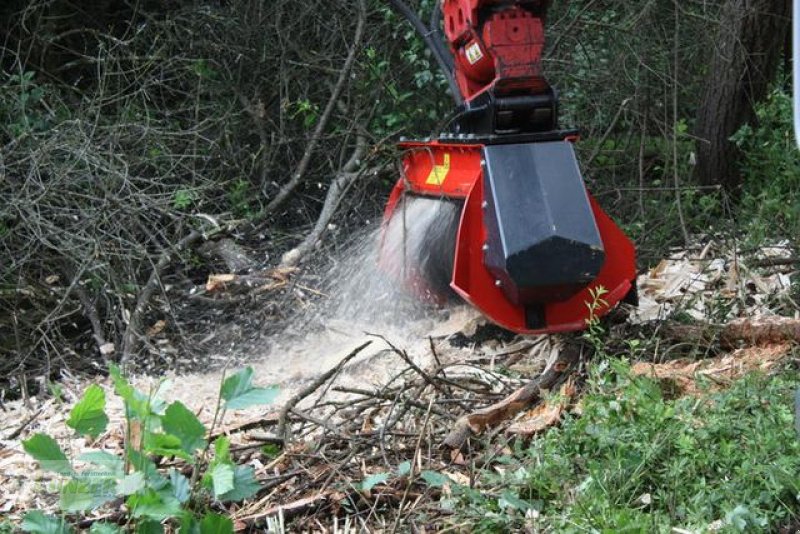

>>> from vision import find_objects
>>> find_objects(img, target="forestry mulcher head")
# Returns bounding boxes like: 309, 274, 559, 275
381, 0, 636, 334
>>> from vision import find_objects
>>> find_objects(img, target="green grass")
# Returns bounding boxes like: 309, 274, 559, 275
448, 359, 800, 533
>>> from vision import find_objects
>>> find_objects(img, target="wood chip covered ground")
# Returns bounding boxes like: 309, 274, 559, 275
1, 240, 798, 529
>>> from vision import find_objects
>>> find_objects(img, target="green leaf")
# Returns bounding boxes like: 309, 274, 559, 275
360, 472, 390, 491
178, 514, 200, 534
22, 434, 71, 475
66, 384, 109, 438
169, 469, 192, 504
21, 512, 73, 534
110, 366, 165, 423
396, 461, 411, 477
221, 368, 279, 410
135, 521, 164, 534
77, 451, 124, 477
109, 365, 135, 403
110, 367, 149, 421
127, 450, 165, 486
116, 472, 146, 496
127, 489, 182, 521
210, 463, 235, 498
144, 433, 193, 462
59, 480, 115, 512
498, 491, 532, 511
162, 401, 207, 456
260, 443, 281, 458
420, 470, 449, 488
218, 465, 261, 502
214, 436, 231, 463
199, 514, 234, 534
89, 524, 122, 534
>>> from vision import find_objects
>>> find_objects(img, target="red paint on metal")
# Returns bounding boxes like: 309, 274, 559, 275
397, 141, 483, 199
382, 139, 637, 335
442, 0, 551, 102
450, 174, 636, 334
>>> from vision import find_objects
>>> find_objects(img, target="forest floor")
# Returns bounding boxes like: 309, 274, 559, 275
1, 238, 799, 531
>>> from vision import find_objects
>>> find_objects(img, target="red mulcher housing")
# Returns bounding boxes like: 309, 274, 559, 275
382, 0, 636, 334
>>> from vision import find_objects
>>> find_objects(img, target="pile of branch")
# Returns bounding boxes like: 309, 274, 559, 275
212, 315, 800, 529
204, 338, 582, 530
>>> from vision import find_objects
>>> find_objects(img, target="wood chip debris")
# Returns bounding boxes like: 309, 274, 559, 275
631, 343, 792, 396
635, 240, 795, 323
507, 377, 577, 436
0, 241, 796, 528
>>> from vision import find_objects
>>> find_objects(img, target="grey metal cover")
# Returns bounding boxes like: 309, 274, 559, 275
482, 141, 605, 304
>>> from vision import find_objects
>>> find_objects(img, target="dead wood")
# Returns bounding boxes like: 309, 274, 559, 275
204, 267, 297, 295
277, 341, 372, 440
662, 316, 800, 349
120, 229, 204, 366
750, 257, 800, 268
236, 492, 335, 530
280, 133, 370, 267
331, 386, 456, 420
209, 412, 280, 440
442, 343, 582, 450
507, 378, 578, 437
263, 0, 366, 215
4, 407, 44, 440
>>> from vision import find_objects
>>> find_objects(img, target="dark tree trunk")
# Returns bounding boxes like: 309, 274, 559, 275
694, 0, 791, 189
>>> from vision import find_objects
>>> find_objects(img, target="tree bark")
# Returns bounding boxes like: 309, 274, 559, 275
694, 0, 791, 189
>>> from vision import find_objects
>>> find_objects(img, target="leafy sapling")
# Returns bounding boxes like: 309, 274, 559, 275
21, 366, 278, 533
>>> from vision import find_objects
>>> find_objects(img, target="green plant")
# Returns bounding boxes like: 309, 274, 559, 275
290, 99, 319, 128
583, 285, 610, 356
227, 179, 253, 218
21, 366, 278, 533
0, 71, 49, 137
172, 189, 197, 210
446, 361, 800, 532
732, 86, 800, 244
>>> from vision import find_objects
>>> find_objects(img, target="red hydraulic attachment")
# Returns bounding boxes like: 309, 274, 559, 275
442, 0, 552, 101
382, 141, 636, 335
380, 0, 637, 335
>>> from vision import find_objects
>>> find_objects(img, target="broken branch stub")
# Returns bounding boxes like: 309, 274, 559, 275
442, 343, 582, 450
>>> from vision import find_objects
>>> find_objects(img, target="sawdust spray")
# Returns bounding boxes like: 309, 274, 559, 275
163, 197, 466, 409
267, 196, 462, 378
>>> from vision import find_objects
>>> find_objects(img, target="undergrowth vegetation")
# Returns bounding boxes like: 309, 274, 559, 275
734, 86, 800, 244
20, 367, 278, 533
448, 361, 800, 532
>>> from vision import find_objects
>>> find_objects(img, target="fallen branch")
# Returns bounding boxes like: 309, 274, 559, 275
235, 492, 335, 530
277, 341, 372, 440
204, 267, 297, 294
209, 412, 280, 440
4, 406, 45, 440
442, 343, 582, 450
198, 238, 256, 273
663, 316, 800, 349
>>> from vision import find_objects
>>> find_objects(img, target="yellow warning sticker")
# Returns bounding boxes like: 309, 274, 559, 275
425, 153, 451, 186
465, 42, 483, 65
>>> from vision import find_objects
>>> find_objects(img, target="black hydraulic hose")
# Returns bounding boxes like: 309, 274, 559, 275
384, 0, 463, 105
429, 1, 454, 73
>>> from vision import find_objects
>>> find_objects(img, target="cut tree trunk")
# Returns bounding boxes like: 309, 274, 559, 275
694, 0, 791, 189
